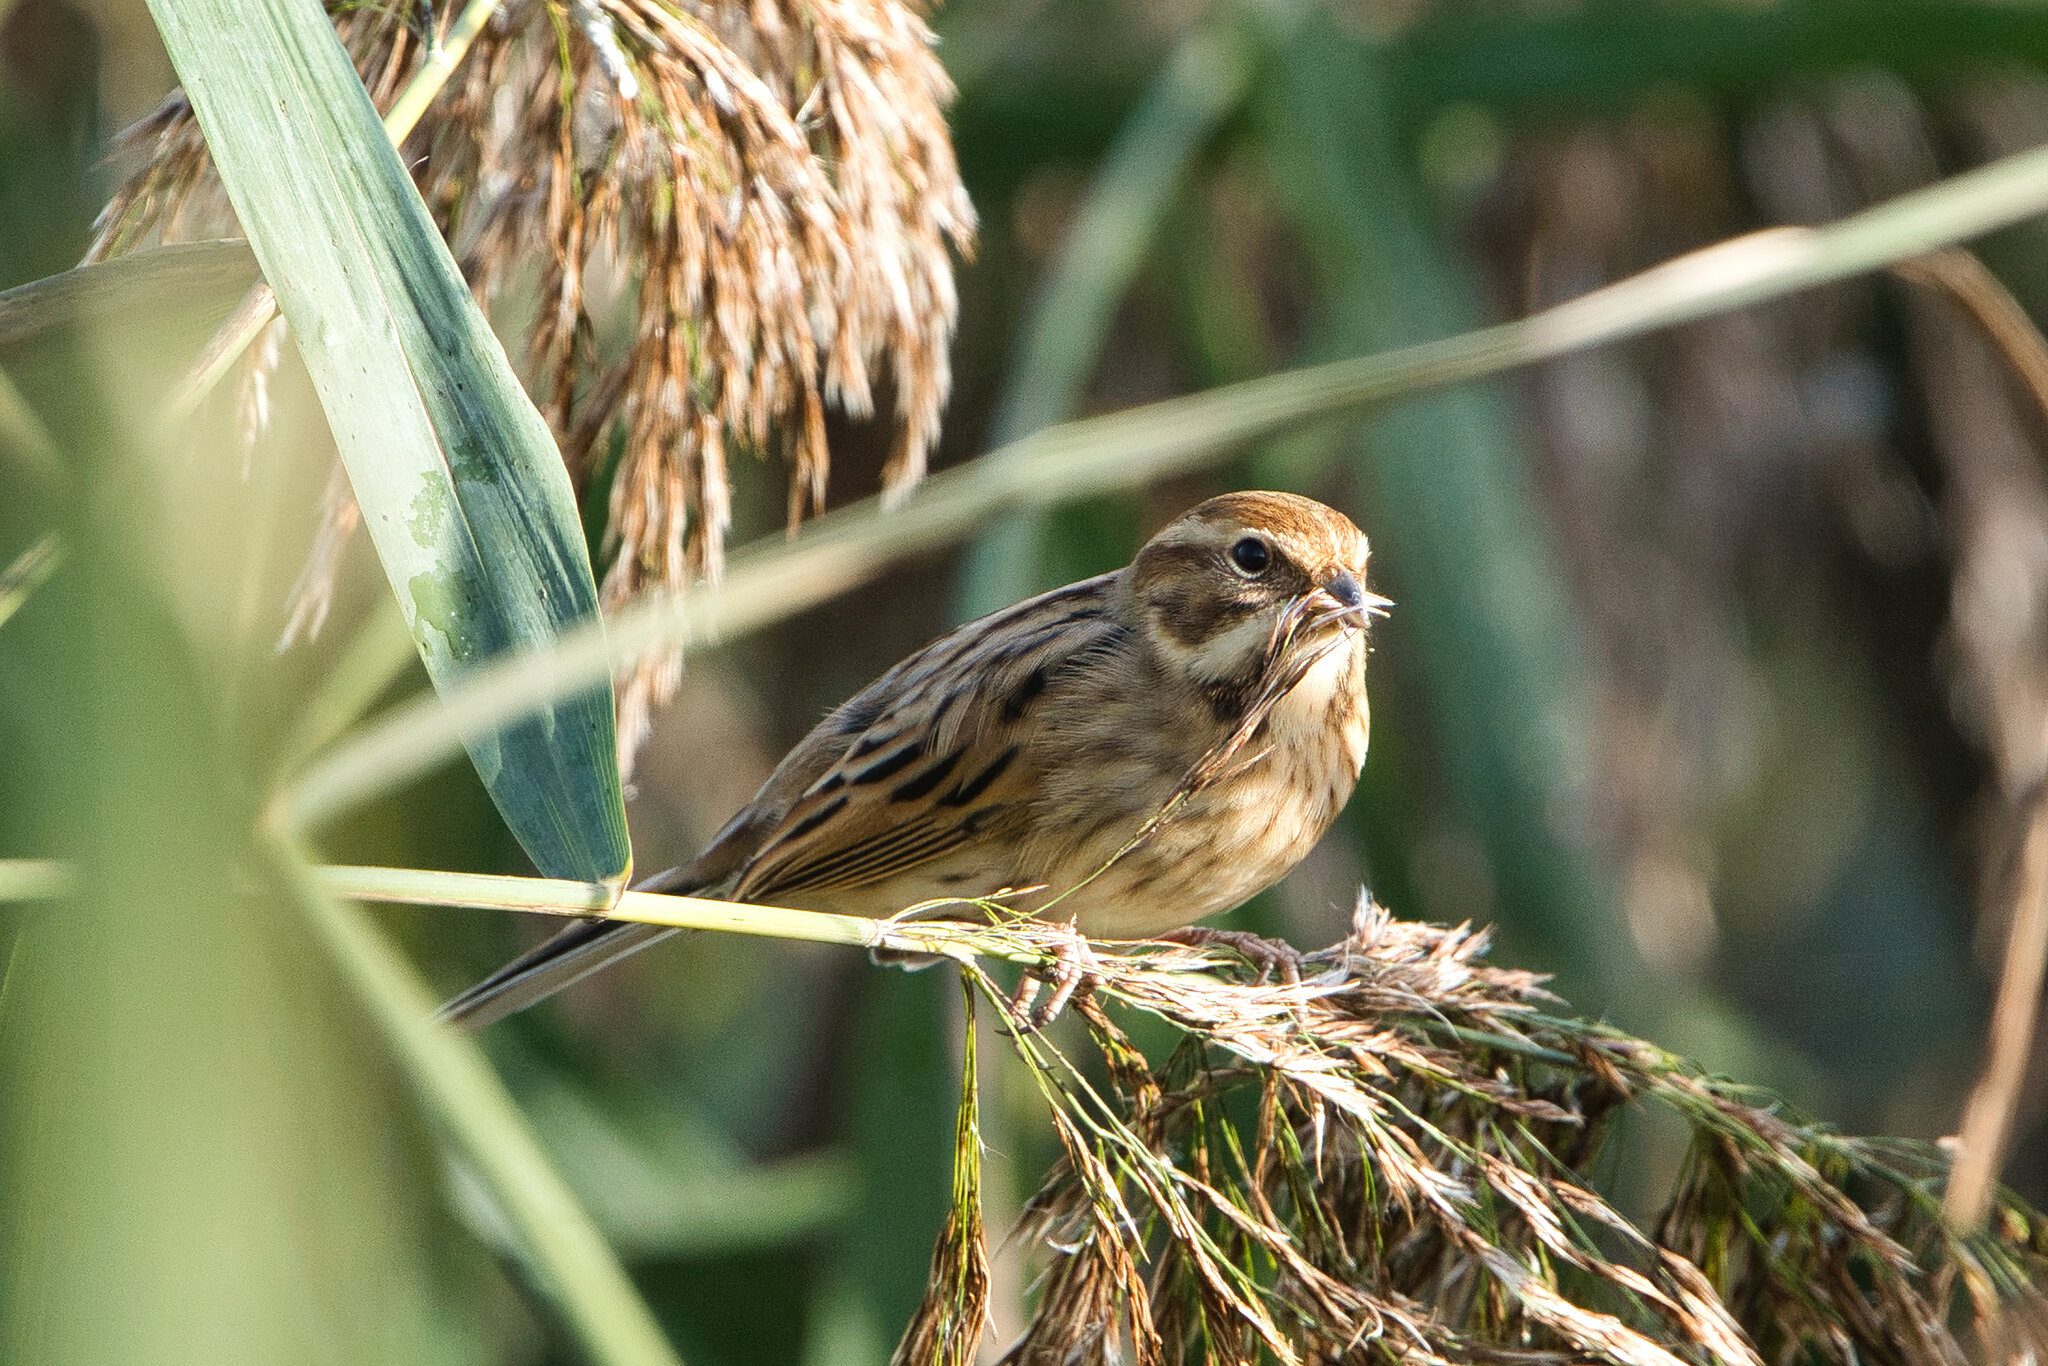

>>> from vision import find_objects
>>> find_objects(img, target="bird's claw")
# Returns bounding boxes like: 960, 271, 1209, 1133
1006, 926, 1100, 1033
1155, 925, 1304, 983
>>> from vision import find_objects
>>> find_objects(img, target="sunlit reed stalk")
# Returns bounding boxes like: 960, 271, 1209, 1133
321, 862, 1043, 962
277, 138, 2048, 838
0, 860, 74, 902
0, 365, 60, 482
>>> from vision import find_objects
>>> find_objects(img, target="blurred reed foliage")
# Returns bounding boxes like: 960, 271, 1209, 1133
7, 0, 2048, 1362
0, 251, 466, 1366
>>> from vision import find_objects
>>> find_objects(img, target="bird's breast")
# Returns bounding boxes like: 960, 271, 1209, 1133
1265, 639, 1371, 797
1050, 638, 1369, 939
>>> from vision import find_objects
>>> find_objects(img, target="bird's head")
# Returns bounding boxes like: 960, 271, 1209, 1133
1124, 491, 1390, 690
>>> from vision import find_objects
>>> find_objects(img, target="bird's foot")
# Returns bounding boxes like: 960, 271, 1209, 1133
1006, 925, 1101, 1033
1154, 925, 1304, 983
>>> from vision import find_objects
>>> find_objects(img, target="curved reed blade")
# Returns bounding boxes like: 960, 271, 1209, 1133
143, 0, 628, 887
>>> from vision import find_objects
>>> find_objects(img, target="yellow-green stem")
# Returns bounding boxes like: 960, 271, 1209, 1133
0, 366, 60, 483
383, 0, 504, 141
320, 863, 1045, 964
0, 857, 1045, 965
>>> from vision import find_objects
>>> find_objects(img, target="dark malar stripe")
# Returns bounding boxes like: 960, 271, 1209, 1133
1202, 680, 1254, 727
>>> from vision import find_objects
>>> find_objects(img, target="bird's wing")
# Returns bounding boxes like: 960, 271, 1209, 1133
728, 575, 1127, 904
438, 573, 1127, 1028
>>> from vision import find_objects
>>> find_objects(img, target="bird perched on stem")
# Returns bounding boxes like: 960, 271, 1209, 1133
444, 491, 1390, 1028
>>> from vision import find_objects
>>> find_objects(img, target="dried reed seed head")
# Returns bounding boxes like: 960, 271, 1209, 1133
891, 989, 991, 1366
919, 898, 2048, 1365
96, 0, 974, 767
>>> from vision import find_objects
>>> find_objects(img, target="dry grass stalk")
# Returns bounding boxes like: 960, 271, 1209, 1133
94, 0, 973, 761
887, 897, 2048, 1364
1888, 250, 2048, 1231
1946, 785, 2048, 1237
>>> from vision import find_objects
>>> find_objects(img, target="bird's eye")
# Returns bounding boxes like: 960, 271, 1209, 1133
1228, 537, 1270, 576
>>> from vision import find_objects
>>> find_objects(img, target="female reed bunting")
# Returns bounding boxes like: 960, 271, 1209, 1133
444, 492, 1390, 1027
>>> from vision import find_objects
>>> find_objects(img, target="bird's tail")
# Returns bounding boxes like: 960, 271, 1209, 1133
437, 866, 699, 1029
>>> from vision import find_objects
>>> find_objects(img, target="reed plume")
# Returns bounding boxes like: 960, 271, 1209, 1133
95, 0, 974, 761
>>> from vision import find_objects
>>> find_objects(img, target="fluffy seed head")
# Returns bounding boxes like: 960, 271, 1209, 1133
93, 0, 975, 769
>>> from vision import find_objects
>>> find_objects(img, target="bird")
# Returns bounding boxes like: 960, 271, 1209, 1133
442, 490, 1390, 1028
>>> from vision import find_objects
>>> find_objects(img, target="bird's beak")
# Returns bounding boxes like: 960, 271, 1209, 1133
1312, 572, 1394, 620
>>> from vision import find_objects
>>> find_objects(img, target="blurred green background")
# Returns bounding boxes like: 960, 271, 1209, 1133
4, 0, 2046, 1361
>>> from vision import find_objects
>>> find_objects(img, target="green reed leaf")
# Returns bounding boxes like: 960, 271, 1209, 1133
144, 0, 628, 888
